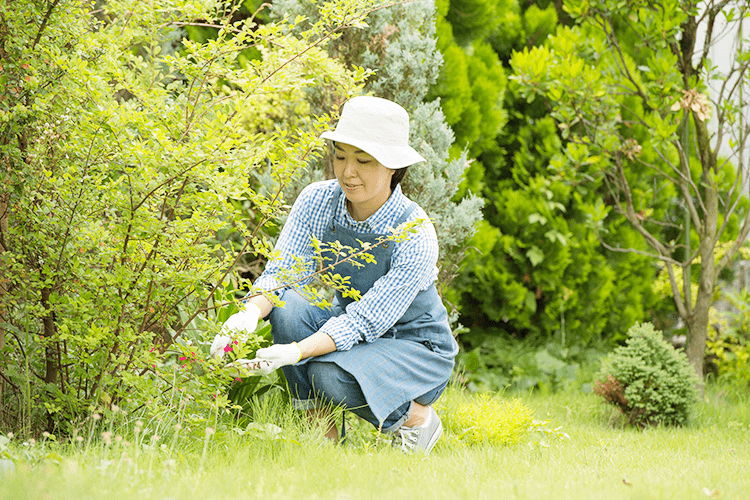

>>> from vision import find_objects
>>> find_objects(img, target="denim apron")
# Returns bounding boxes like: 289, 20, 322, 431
311, 186, 458, 424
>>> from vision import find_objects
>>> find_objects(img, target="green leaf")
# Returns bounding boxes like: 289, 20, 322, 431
524, 290, 538, 313
528, 213, 548, 225
535, 350, 566, 374
527, 246, 544, 266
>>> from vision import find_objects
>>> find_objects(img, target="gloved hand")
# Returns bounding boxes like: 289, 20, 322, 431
225, 343, 302, 377
210, 302, 262, 359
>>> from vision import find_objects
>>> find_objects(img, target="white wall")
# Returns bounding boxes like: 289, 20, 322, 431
697, 6, 750, 171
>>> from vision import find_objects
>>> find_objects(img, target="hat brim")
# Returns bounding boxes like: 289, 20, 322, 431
320, 131, 426, 170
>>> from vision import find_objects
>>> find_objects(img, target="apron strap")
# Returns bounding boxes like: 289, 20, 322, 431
394, 201, 418, 225
327, 184, 344, 232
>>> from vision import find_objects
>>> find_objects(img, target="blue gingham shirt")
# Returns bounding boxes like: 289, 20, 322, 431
254, 179, 439, 351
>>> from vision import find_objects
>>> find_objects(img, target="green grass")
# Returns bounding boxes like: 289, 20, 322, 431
2, 386, 749, 500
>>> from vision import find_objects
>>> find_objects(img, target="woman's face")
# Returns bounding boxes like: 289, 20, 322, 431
333, 142, 395, 221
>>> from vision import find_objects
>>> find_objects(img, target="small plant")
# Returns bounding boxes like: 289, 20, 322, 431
526, 419, 570, 449
594, 322, 700, 427
439, 393, 534, 446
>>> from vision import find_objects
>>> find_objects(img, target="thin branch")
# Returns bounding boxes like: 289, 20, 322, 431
130, 159, 208, 214
32, 0, 61, 49
666, 259, 690, 319
652, 140, 704, 216
673, 130, 706, 232
53, 124, 102, 274
597, 234, 681, 266
695, 3, 721, 73
631, 152, 681, 185
717, 206, 750, 273
600, 16, 654, 111
712, 58, 746, 119
612, 156, 674, 257
165, 21, 244, 33
717, 158, 747, 241
617, 101, 656, 129
641, 217, 683, 231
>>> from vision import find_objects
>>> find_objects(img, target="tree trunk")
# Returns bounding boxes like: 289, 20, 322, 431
686, 284, 710, 383
0, 191, 8, 419
41, 288, 59, 385
685, 183, 719, 388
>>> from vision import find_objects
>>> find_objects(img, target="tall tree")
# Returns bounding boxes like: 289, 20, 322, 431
512, 0, 750, 378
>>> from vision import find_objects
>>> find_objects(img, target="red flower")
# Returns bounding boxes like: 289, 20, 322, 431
223, 344, 233, 353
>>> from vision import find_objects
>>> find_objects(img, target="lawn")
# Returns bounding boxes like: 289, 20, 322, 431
2, 386, 748, 500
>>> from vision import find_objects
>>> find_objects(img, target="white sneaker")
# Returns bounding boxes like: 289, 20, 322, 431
392, 406, 443, 455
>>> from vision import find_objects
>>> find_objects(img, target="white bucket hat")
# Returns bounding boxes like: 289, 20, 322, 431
320, 96, 426, 170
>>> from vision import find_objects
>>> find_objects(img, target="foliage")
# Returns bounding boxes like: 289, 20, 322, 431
0, 0, 382, 435
429, 0, 507, 162
438, 392, 533, 446
510, 0, 750, 376
595, 322, 700, 427
707, 289, 750, 392
433, 0, 663, 347
525, 418, 571, 450
456, 328, 607, 393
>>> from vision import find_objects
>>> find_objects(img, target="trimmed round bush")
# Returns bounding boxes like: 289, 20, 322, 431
595, 322, 700, 427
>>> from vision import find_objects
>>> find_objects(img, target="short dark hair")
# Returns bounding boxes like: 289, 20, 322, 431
391, 167, 408, 189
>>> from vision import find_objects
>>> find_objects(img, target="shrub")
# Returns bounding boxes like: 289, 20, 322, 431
0, 0, 373, 436
594, 322, 700, 427
438, 393, 533, 445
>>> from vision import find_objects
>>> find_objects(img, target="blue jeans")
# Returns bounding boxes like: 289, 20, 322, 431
268, 289, 447, 432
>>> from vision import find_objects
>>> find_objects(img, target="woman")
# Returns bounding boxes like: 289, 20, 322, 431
211, 96, 458, 454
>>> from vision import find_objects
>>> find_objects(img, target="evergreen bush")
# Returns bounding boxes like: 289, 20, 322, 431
594, 322, 700, 427
434, 0, 664, 348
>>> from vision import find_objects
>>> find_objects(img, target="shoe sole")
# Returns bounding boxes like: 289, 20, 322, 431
423, 418, 443, 455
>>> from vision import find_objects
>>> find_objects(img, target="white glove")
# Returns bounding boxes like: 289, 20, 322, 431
210, 302, 262, 359
225, 343, 302, 376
